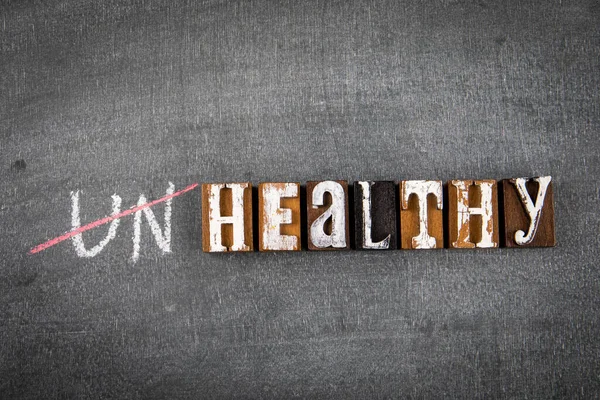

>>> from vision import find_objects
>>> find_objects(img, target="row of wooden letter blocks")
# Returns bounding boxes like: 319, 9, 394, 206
201, 177, 555, 252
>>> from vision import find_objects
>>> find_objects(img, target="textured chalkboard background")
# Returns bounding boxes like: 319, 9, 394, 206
2, 0, 599, 398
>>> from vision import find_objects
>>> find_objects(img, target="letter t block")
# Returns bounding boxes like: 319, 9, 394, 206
399, 180, 444, 249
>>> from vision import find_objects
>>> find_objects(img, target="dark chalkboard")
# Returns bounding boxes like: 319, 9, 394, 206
2, 0, 599, 398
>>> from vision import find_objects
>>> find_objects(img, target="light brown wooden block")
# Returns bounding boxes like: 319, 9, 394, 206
399, 180, 444, 249
502, 176, 555, 247
258, 182, 301, 251
447, 179, 499, 249
201, 183, 253, 252
306, 180, 350, 250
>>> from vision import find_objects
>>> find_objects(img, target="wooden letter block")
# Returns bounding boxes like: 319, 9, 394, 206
306, 180, 350, 250
399, 180, 444, 249
448, 179, 499, 249
201, 183, 253, 252
258, 182, 301, 251
354, 181, 397, 250
502, 176, 555, 247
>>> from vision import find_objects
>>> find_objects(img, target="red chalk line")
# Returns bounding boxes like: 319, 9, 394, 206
29, 182, 199, 255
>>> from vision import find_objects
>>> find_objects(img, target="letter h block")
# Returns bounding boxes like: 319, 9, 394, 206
448, 179, 499, 249
202, 183, 254, 252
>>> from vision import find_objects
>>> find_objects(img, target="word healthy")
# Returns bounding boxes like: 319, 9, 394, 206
29, 177, 554, 261
203, 177, 555, 252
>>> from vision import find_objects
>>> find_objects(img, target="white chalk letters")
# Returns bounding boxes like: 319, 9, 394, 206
70, 182, 174, 262
71, 191, 122, 257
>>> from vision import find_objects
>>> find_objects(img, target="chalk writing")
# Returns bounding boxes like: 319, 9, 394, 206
71, 191, 122, 257
29, 182, 198, 256
132, 182, 174, 262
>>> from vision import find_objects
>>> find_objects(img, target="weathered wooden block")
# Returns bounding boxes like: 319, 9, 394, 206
448, 179, 499, 249
258, 182, 301, 251
399, 180, 444, 249
501, 176, 555, 247
354, 181, 397, 250
306, 180, 350, 250
201, 183, 253, 252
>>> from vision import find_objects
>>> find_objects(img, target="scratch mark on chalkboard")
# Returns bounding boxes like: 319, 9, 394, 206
15, 272, 38, 287
28, 182, 199, 255
11, 159, 26, 171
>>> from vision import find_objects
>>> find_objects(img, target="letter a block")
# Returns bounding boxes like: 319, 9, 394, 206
306, 180, 350, 250
399, 180, 444, 249
258, 182, 301, 251
501, 176, 555, 247
354, 181, 397, 250
202, 183, 253, 252
448, 179, 499, 249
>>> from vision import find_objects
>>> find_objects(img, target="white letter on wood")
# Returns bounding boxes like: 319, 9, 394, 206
451, 180, 497, 248
207, 183, 250, 252
132, 182, 174, 262
358, 181, 390, 249
401, 180, 443, 249
510, 176, 552, 245
261, 183, 298, 250
71, 191, 122, 257
310, 181, 347, 248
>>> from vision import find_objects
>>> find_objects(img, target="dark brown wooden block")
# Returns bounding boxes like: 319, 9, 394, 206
502, 176, 555, 247
399, 180, 444, 249
354, 181, 397, 250
447, 179, 499, 249
201, 183, 253, 252
258, 182, 301, 251
306, 180, 350, 250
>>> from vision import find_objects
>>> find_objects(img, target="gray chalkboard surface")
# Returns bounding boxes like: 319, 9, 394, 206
2, 0, 599, 398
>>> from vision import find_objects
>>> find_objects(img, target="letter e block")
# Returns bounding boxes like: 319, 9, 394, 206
258, 182, 301, 251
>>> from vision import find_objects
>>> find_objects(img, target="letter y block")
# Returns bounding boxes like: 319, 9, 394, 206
501, 176, 555, 247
